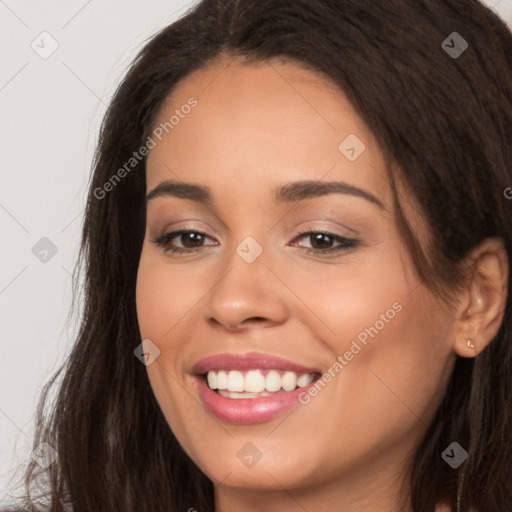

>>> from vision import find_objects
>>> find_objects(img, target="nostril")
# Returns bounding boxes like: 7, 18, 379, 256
244, 317, 268, 325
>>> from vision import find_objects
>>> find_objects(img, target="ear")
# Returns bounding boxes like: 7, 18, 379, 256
453, 237, 509, 358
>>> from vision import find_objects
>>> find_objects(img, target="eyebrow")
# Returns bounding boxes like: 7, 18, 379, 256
145, 179, 385, 209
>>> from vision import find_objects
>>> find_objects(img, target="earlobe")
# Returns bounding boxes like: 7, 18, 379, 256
453, 237, 509, 358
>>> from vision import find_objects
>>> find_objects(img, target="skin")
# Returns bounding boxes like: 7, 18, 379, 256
135, 56, 508, 512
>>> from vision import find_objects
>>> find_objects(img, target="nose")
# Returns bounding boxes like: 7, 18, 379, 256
201, 242, 289, 332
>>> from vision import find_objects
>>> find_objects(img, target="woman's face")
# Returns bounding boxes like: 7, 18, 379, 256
136, 58, 458, 502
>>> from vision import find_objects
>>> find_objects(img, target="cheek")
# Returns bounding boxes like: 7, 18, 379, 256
289, 251, 453, 453
135, 252, 208, 463
135, 252, 198, 414
135, 250, 204, 340
303, 291, 452, 465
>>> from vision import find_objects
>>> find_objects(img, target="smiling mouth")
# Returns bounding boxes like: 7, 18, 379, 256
201, 369, 322, 399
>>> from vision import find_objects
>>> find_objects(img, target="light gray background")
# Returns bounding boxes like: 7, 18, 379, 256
1, 0, 511, 506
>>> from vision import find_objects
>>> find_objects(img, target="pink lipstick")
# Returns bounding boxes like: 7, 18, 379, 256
191, 352, 321, 424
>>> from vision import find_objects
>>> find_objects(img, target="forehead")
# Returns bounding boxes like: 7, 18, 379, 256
145, 57, 392, 209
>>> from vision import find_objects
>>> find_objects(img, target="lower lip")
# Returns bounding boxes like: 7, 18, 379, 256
194, 376, 317, 424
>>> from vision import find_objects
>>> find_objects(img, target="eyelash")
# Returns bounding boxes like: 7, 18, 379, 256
151, 226, 360, 257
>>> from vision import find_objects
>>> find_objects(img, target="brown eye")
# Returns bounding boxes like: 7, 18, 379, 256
291, 230, 360, 256
151, 230, 217, 254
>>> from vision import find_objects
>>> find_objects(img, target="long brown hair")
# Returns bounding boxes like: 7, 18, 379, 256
13, 1, 512, 510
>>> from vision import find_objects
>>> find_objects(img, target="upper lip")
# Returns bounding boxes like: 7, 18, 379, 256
191, 352, 321, 375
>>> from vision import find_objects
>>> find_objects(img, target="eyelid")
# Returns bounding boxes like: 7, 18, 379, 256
151, 220, 357, 245
146, 206, 229, 237
289, 219, 360, 237
150, 220, 220, 239
151, 223, 361, 259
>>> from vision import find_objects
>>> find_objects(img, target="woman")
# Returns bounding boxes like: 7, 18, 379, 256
13, 0, 512, 510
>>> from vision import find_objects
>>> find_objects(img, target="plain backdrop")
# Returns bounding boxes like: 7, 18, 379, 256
1, 0, 511, 506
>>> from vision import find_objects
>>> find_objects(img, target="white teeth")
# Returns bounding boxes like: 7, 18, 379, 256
216, 370, 228, 390
265, 370, 282, 392
227, 370, 244, 392
297, 373, 314, 387
218, 390, 272, 399
282, 371, 297, 391
207, 371, 217, 390
205, 369, 316, 394
244, 370, 266, 393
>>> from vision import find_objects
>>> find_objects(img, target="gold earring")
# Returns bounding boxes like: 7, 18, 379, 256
467, 339, 475, 349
